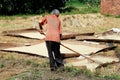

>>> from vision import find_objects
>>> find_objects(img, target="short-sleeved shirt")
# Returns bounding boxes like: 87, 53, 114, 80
40, 15, 62, 42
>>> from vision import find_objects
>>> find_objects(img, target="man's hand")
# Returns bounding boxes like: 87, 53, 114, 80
39, 30, 44, 34
60, 34, 62, 39
39, 23, 43, 30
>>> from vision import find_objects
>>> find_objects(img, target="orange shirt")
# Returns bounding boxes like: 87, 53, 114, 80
40, 15, 62, 42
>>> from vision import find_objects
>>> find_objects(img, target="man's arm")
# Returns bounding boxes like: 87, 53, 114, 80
39, 22, 44, 34
38, 16, 47, 34
59, 20, 62, 39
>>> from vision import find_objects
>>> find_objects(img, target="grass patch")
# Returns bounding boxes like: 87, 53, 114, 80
104, 14, 120, 18
7, 54, 15, 60
63, 66, 94, 77
115, 15, 120, 18
7, 70, 42, 80
62, 0, 100, 15
66, 0, 82, 7
4, 60, 120, 80
99, 74, 120, 80
79, 6, 100, 14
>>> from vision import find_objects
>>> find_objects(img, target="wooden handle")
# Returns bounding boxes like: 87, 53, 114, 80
60, 43, 102, 64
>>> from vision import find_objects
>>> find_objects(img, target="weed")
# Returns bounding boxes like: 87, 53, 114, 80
94, 69, 101, 77
115, 15, 120, 18
72, 68, 81, 76
83, 69, 94, 78
26, 60, 40, 67
49, 77, 63, 80
7, 54, 15, 60
0, 55, 3, 59
104, 14, 113, 17
64, 66, 93, 77
0, 63, 5, 68
99, 74, 120, 80
26, 60, 33, 65
40, 61, 49, 68
64, 66, 73, 72
31, 62, 40, 67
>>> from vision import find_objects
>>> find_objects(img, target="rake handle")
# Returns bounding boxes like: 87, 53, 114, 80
60, 43, 96, 62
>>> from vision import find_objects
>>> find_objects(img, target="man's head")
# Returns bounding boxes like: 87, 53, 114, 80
51, 9, 60, 17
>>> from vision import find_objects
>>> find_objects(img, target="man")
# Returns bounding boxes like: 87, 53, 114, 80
39, 9, 64, 71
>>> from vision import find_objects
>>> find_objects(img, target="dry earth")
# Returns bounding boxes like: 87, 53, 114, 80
0, 13, 120, 80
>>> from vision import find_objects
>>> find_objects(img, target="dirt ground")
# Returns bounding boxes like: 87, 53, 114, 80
0, 13, 120, 80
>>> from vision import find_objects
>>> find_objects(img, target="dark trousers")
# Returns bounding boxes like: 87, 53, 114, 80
45, 41, 64, 69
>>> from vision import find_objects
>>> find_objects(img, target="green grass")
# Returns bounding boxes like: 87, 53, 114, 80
115, 15, 120, 18
62, 0, 100, 15
6, 64, 120, 80
7, 70, 42, 80
99, 74, 120, 80
66, 0, 82, 7
7, 54, 15, 60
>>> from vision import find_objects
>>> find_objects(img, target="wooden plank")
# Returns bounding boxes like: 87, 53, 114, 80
76, 35, 120, 43
61, 53, 80, 59
2, 28, 45, 40
2, 28, 94, 40
1, 42, 80, 58
61, 32, 94, 40
0, 42, 110, 58
65, 56, 119, 72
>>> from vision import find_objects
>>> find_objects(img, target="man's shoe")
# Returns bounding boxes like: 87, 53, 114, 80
57, 64, 64, 68
51, 67, 56, 71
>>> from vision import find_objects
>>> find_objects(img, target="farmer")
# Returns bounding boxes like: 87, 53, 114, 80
39, 9, 64, 71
